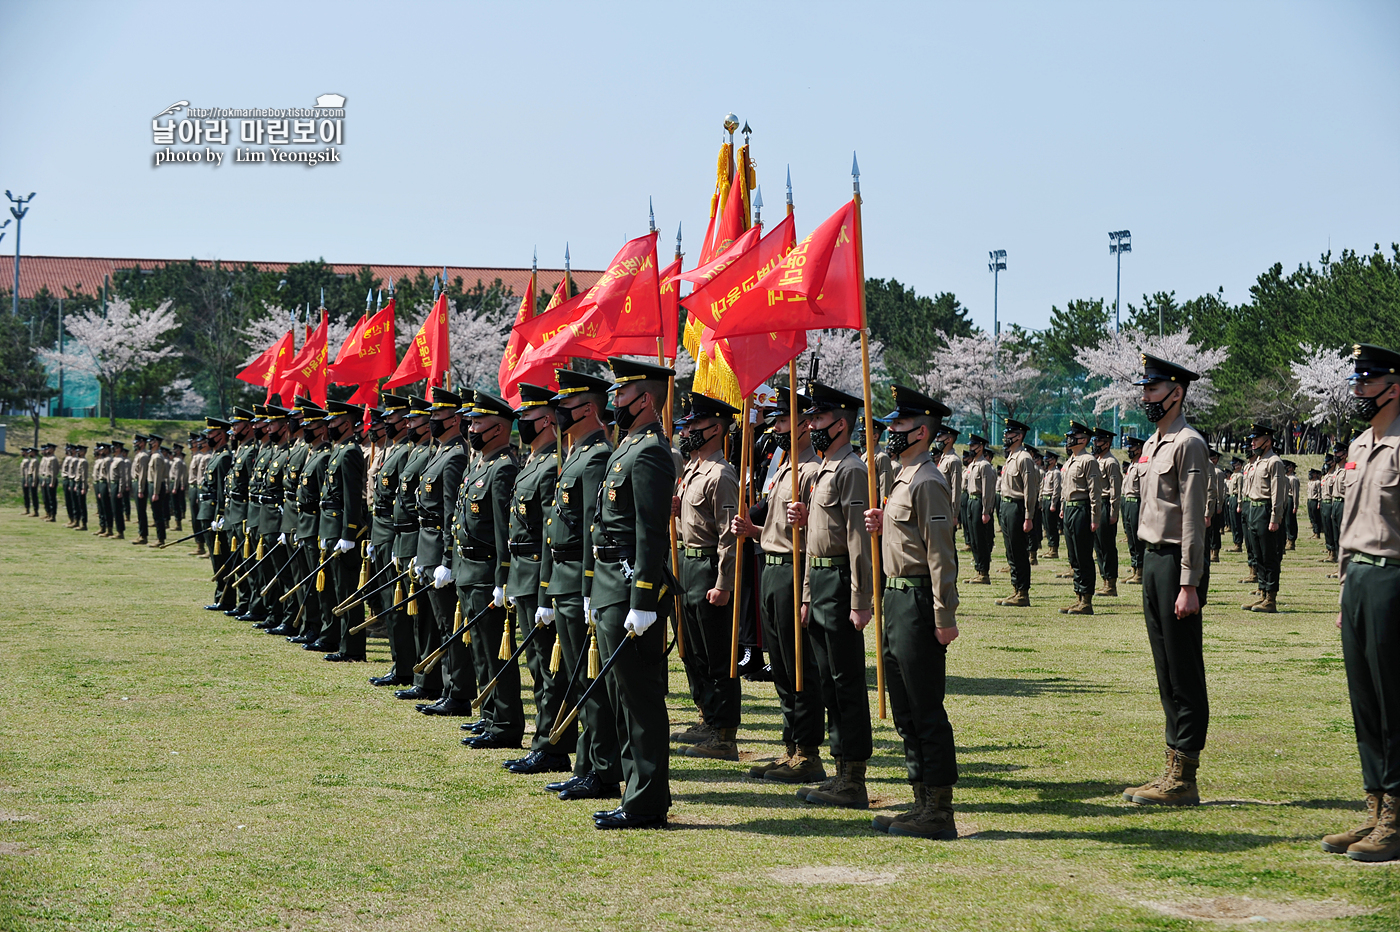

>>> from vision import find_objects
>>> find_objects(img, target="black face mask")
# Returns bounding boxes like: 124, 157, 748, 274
614, 393, 648, 431
468, 426, 490, 450
429, 418, 450, 440
772, 431, 791, 453
1353, 387, 1394, 422
518, 417, 542, 446
1143, 400, 1168, 423
557, 403, 589, 433
679, 424, 715, 455
885, 426, 917, 457
810, 422, 841, 454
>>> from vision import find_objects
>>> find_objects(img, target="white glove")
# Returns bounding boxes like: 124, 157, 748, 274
366, 543, 375, 560
624, 609, 658, 637
433, 565, 454, 589
492, 585, 506, 607
535, 606, 555, 626
584, 597, 595, 624
212, 517, 225, 530
278, 533, 286, 546
335, 538, 356, 554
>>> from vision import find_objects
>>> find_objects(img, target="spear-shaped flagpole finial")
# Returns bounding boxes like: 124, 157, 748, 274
388, 276, 395, 296
565, 243, 571, 272
649, 197, 656, 233
753, 186, 763, 225
786, 165, 793, 206
440, 266, 448, 294
741, 121, 751, 143
376, 289, 382, 311
675, 221, 683, 258
365, 288, 372, 310
851, 152, 860, 196
318, 287, 324, 310
532, 247, 537, 276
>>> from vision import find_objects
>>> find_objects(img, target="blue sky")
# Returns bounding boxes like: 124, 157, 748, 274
1, 0, 1396, 334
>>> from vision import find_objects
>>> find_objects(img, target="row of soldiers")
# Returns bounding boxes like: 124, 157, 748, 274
26, 348, 1398, 859
20, 436, 191, 543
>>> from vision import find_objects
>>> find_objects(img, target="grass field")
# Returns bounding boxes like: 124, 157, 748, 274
0, 504, 1395, 931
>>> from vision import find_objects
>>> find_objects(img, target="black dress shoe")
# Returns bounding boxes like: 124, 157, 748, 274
369, 674, 411, 687
562, 772, 621, 801
593, 805, 625, 820
301, 639, 324, 650
203, 604, 227, 611
458, 719, 489, 734
253, 619, 277, 629
324, 652, 367, 662
395, 685, 437, 701
462, 732, 522, 749
594, 809, 666, 830
546, 774, 585, 793
288, 634, 311, 643
420, 698, 472, 716
310, 638, 337, 652
223, 609, 242, 617
238, 614, 268, 623
503, 752, 532, 769
508, 751, 571, 775
267, 624, 296, 636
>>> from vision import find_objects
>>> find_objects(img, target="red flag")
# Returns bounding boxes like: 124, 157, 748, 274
384, 294, 451, 392
329, 300, 396, 385
498, 273, 538, 405
543, 274, 570, 312
236, 330, 296, 403
655, 255, 682, 360
277, 309, 329, 406
348, 382, 379, 407
726, 329, 809, 399
710, 165, 749, 257
684, 214, 796, 335
568, 232, 664, 355
718, 199, 863, 337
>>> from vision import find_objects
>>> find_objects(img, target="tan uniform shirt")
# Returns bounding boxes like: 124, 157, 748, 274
965, 457, 996, 518
1287, 474, 1299, 512
39, 454, 59, 486
111, 456, 131, 495
74, 456, 89, 492
1062, 451, 1103, 506
1243, 451, 1288, 524
881, 451, 959, 628
1212, 465, 1227, 515
1227, 470, 1241, 499
366, 443, 386, 507
873, 448, 894, 506
1097, 452, 1123, 522
936, 451, 963, 517
1123, 460, 1143, 498
1308, 478, 1321, 503
1339, 414, 1400, 592
1041, 466, 1062, 508
1138, 413, 1210, 587
148, 451, 171, 497
1000, 447, 1040, 503
759, 446, 820, 557
171, 458, 189, 492
131, 450, 151, 493
93, 456, 110, 483
803, 441, 874, 611
677, 447, 740, 592
20, 457, 33, 486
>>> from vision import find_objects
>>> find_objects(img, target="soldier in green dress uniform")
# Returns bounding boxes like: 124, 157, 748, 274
320, 400, 368, 661
366, 394, 416, 687
290, 401, 335, 651
391, 396, 442, 702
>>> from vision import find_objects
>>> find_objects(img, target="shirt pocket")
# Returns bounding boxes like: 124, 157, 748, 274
604, 471, 633, 513
1150, 456, 1178, 500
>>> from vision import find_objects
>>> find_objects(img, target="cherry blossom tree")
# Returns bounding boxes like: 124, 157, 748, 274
152, 377, 206, 418
1291, 343, 1353, 440
923, 331, 1038, 438
42, 298, 180, 427
1080, 328, 1226, 418
798, 329, 888, 398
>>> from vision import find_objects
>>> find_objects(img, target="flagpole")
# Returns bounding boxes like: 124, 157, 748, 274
666, 219, 683, 660
729, 396, 751, 678
785, 170, 804, 693
851, 153, 886, 720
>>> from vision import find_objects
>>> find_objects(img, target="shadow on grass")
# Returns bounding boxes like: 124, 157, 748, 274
965, 827, 1300, 851
947, 675, 1117, 697
667, 815, 876, 837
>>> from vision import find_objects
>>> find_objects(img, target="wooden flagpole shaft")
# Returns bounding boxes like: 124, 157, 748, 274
662, 336, 684, 660
788, 361, 804, 692
853, 190, 886, 721
728, 397, 752, 678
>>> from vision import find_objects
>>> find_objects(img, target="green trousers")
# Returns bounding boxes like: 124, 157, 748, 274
680, 551, 741, 730
552, 592, 615, 776
999, 499, 1030, 591
1246, 501, 1284, 593
434, 582, 481, 709
759, 555, 824, 748
373, 549, 414, 683
332, 548, 365, 657
464, 583, 521, 741
1123, 498, 1143, 570
968, 498, 993, 574
882, 585, 958, 786
1141, 546, 1209, 753
1094, 500, 1119, 582
1341, 560, 1400, 793
596, 595, 671, 817
1064, 502, 1096, 596
807, 563, 873, 762
515, 593, 566, 753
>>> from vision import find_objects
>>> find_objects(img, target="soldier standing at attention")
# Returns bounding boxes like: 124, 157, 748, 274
540, 370, 621, 801
933, 427, 963, 540
673, 394, 742, 761
1307, 467, 1323, 539
1092, 428, 1123, 598
1284, 460, 1300, 551
962, 435, 997, 585
38, 443, 59, 521
320, 400, 368, 661
91, 444, 111, 536
862, 386, 961, 839
1239, 424, 1288, 614
109, 442, 130, 538
995, 419, 1039, 608
1026, 446, 1044, 564
1207, 449, 1226, 563
785, 382, 874, 811
1121, 435, 1146, 585
1323, 343, 1400, 862
249, 411, 291, 633
266, 409, 305, 638
1122, 354, 1212, 807
60, 444, 74, 527
188, 435, 208, 550
290, 402, 334, 652
1227, 457, 1244, 553
129, 436, 149, 543
1238, 446, 1262, 588
731, 391, 826, 785
589, 357, 677, 830
1059, 423, 1103, 615
221, 409, 259, 617
199, 421, 234, 609
146, 435, 170, 548
21, 447, 36, 516
391, 397, 441, 702
1040, 451, 1062, 560
1330, 441, 1350, 568
71, 445, 90, 532
501, 384, 569, 773
366, 395, 416, 688
454, 391, 521, 742
170, 442, 188, 532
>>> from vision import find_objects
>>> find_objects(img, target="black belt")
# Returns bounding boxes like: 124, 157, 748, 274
420, 520, 441, 530
457, 547, 494, 561
374, 507, 393, 518
551, 546, 583, 562
392, 521, 417, 533
1144, 541, 1180, 552
593, 544, 635, 563
508, 540, 542, 557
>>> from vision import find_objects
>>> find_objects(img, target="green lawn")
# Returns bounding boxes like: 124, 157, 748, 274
0, 507, 1394, 931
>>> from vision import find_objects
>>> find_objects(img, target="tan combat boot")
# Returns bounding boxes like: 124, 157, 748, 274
1123, 748, 1175, 801
1129, 750, 1200, 806
131, 537, 148, 545
685, 727, 738, 761
796, 756, 842, 801
1346, 794, 1400, 862
1097, 578, 1118, 597
671, 715, 710, 744
805, 760, 869, 809
766, 745, 826, 785
997, 565, 1011, 574
114, 530, 125, 539
1240, 592, 1265, 610
1238, 568, 1257, 584
1210, 548, 1220, 563
1063, 593, 1094, 615
872, 783, 924, 832
1030, 551, 1039, 566
1250, 592, 1278, 613
964, 573, 991, 585
1055, 569, 1075, 578
1287, 538, 1295, 551
1231, 543, 1242, 553
888, 784, 957, 839
995, 589, 1030, 607
1322, 793, 1381, 853
749, 743, 794, 779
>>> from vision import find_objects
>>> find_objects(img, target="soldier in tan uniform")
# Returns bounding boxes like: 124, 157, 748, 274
69, 446, 90, 531
1284, 460, 1299, 550
963, 435, 997, 585
933, 427, 963, 530
21, 448, 37, 516
38, 443, 59, 520
91, 444, 111, 536
1207, 448, 1226, 562
732, 391, 825, 784
1324, 343, 1400, 862
1227, 457, 1245, 552
1092, 428, 1123, 597
788, 382, 874, 810
863, 385, 961, 839
1307, 467, 1322, 540
1059, 423, 1103, 615
1040, 451, 1062, 559
130, 436, 151, 544
146, 435, 171, 547
673, 393, 742, 760
995, 419, 1039, 607
1121, 435, 1146, 585
170, 442, 189, 531
1239, 423, 1288, 613
1121, 354, 1212, 807
109, 442, 129, 538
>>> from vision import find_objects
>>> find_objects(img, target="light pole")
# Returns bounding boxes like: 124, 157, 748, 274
7, 191, 36, 316
988, 249, 1006, 444
1108, 230, 1131, 444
